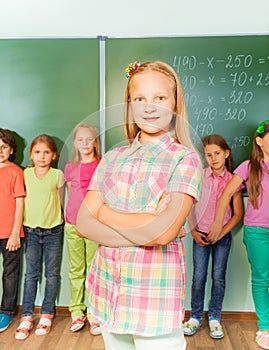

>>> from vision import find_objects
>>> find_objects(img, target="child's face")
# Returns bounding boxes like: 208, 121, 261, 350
129, 71, 176, 141
0, 139, 13, 165
74, 127, 96, 159
30, 142, 56, 168
204, 144, 229, 175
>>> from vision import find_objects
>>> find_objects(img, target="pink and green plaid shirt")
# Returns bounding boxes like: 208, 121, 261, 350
86, 132, 202, 336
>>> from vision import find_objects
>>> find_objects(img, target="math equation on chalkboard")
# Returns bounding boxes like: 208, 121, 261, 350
106, 35, 269, 166
172, 43, 269, 165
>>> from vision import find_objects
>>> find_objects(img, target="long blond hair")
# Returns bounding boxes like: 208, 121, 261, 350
249, 122, 269, 208
124, 61, 195, 150
72, 123, 101, 164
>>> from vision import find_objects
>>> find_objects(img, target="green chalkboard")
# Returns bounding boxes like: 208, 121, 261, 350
105, 36, 269, 167
0, 38, 100, 169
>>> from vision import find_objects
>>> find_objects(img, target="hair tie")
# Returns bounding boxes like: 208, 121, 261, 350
256, 120, 269, 134
125, 62, 141, 78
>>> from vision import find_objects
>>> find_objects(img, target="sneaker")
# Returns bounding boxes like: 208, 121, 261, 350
35, 314, 53, 336
0, 313, 12, 332
256, 331, 269, 349
183, 318, 202, 336
89, 319, 101, 335
69, 316, 86, 332
209, 319, 224, 339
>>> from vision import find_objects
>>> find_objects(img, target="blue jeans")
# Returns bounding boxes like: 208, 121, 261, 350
22, 224, 63, 317
190, 233, 232, 320
0, 239, 21, 315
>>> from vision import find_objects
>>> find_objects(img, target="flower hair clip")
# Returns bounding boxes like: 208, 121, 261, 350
125, 62, 141, 78
256, 120, 269, 134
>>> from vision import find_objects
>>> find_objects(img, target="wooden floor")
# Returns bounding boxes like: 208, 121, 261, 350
0, 315, 261, 350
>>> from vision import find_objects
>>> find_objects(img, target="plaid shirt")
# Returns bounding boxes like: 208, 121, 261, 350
86, 132, 201, 336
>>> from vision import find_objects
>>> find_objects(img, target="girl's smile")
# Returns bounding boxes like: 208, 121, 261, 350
74, 127, 96, 161
129, 71, 176, 141
204, 144, 229, 176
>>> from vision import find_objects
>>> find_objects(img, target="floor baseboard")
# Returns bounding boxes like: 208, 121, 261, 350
15, 306, 257, 321
184, 310, 257, 321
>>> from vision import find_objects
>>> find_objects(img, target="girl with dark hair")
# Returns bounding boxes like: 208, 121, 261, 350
184, 134, 243, 339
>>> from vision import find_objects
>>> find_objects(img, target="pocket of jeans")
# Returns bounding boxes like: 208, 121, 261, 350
51, 223, 64, 234
23, 226, 33, 234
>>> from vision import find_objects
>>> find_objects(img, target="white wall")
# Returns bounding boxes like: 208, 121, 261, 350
0, 0, 268, 38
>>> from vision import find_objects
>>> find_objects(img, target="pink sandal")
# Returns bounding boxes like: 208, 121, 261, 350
15, 316, 33, 340
35, 314, 53, 336
89, 320, 101, 335
69, 316, 86, 332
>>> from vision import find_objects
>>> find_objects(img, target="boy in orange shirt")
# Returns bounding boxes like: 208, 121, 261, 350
0, 128, 25, 332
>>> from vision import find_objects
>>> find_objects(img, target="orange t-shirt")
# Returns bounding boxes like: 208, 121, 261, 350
0, 162, 25, 239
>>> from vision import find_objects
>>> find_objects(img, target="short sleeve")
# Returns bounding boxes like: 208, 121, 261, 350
57, 169, 65, 188
234, 160, 249, 182
64, 161, 72, 182
88, 152, 110, 191
167, 151, 202, 202
12, 166, 25, 198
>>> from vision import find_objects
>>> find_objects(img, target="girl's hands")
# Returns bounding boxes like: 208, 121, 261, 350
207, 221, 223, 244
191, 230, 210, 246
6, 234, 21, 251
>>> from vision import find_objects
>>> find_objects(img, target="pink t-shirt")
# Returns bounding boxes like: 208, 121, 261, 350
64, 159, 100, 224
234, 160, 269, 228
192, 166, 233, 233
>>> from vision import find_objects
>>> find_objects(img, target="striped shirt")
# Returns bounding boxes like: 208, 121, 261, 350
86, 132, 202, 336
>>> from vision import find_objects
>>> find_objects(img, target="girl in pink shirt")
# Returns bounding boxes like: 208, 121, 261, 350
64, 123, 101, 334
209, 121, 269, 349
184, 134, 243, 339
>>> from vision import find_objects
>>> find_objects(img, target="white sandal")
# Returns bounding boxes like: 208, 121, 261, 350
15, 316, 33, 340
256, 331, 269, 349
35, 314, 53, 336
89, 319, 101, 335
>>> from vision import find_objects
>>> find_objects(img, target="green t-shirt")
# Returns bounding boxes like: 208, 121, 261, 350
24, 167, 64, 228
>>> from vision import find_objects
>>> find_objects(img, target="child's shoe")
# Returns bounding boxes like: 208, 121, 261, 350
89, 318, 101, 335
256, 331, 269, 349
69, 316, 86, 332
0, 313, 12, 332
0, 314, 12, 332
209, 318, 224, 339
183, 317, 202, 335
35, 314, 53, 336
15, 316, 33, 340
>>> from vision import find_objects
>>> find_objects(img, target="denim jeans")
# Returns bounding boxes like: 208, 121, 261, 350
0, 239, 21, 315
190, 233, 232, 320
22, 224, 63, 317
